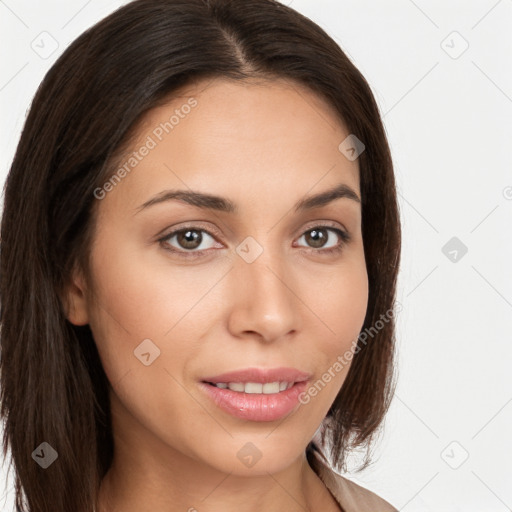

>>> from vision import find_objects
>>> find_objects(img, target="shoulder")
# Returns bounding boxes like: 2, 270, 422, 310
307, 446, 398, 512
326, 471, 398, 512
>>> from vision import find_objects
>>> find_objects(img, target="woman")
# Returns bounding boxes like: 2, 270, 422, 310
0, 1, 401, 511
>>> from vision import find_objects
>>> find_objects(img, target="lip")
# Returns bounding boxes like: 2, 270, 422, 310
199, 367, 311, 422
201, 367, 311, 384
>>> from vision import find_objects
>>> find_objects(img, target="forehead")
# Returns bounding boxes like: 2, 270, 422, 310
100, 77, 360, 216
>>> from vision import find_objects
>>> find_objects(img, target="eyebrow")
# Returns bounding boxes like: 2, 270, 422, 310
135, 182, 361, 215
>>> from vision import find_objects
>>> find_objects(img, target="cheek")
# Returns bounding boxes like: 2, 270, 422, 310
300, 253, 368, 402
88, 231, 227, 330
84, 232, 228, 385
84, 241, 209, 442
308, 253, 369, 348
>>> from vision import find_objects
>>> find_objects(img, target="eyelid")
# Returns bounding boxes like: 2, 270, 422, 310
156, 219, 348, 240
153, 220, 222, 242
300, 219, 348, 236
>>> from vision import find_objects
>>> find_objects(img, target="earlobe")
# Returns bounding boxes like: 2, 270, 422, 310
61, 268, 90, 326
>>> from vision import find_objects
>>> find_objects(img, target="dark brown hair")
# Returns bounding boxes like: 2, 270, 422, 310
0, 1, 401, 511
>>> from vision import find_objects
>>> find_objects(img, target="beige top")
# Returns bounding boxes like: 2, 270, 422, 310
307, 446, 398, 512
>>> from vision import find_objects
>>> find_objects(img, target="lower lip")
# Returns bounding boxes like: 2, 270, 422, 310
199, 381, 309, 422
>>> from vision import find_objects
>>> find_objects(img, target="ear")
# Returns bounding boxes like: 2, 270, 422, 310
60, 266, 90, 326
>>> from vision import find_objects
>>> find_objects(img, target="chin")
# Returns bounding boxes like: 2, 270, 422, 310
193, 432, 310, 477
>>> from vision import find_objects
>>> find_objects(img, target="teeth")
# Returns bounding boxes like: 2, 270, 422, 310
262, 382, 279, 394
245, 382, 263, 394
213, 381, 293, 394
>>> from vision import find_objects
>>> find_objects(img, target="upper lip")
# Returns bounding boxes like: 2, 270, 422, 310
202, 367, 311, 384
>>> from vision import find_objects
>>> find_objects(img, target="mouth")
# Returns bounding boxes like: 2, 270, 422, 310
199, 367, 311, 422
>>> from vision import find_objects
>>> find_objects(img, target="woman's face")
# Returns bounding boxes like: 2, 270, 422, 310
66, 77, 368, 476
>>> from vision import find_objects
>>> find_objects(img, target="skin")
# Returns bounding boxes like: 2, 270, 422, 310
64, 77, 368, 512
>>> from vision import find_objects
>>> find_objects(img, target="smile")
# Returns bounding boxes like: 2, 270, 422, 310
199, 367, 311, 422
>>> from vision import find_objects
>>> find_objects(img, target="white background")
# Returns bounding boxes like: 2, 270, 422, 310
1, 1, 512, 510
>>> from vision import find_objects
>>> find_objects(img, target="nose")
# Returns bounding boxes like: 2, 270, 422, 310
226, 242, 301, 344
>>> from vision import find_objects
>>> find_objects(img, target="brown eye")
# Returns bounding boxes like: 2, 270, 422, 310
175, 229, 203, 250
160, 228, 218, 254
158, 223, 350, 259
304, 228, 329, 248
296, 226, 350, 254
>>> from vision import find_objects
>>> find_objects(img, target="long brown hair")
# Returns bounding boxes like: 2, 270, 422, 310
0, 1, 401, 511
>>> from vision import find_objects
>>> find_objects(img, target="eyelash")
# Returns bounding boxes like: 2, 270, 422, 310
157, 222, 351, 259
